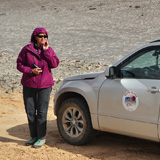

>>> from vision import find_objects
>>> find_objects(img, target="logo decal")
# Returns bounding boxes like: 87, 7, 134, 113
122, 91, 139, 111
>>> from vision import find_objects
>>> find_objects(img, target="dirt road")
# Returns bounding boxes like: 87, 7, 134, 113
1, 88, 160, 160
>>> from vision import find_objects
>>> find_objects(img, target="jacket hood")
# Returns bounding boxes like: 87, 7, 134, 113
31, 28, 48, 42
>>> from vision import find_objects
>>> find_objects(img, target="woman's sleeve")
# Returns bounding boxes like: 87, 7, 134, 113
43, 47, 60, 68
16, 47, 33, 74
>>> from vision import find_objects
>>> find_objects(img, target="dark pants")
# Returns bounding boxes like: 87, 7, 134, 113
23, 86, 52, 139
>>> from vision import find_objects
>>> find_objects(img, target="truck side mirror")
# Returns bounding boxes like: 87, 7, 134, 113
104, 66, 116, 78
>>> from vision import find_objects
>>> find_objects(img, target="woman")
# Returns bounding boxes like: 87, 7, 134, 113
17, 28, 59, 148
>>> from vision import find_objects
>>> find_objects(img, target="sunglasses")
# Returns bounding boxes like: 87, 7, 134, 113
36, 35, 48, 38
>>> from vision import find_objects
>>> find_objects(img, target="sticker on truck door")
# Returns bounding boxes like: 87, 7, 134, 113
122, 91, 139, 111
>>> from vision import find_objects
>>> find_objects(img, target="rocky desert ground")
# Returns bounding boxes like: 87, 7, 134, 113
1, 0, 160, 159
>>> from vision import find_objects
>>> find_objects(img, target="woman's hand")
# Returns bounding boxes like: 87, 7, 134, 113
32, 68, 42, 75
43, 41, 49, 50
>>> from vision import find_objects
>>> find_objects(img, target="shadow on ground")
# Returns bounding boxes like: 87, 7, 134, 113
2, 120, 160, 159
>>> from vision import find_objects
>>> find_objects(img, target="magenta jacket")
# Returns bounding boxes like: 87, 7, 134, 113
17, 28, 59, 89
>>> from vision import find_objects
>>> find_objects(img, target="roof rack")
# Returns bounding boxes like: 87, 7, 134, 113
150, 39, 160, 43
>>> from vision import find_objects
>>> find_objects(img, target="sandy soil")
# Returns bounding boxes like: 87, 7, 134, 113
2, 0, 160, 159
1, 87, 160, 160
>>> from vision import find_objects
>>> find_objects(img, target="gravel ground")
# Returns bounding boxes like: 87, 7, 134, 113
1, 1, 160, 160
0, 52, 107, 93
1, 0, 160, 92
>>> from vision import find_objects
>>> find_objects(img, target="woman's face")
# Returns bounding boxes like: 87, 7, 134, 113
35, 33, 48, 47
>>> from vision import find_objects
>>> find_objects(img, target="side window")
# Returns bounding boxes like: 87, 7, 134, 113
118, 47, 160, 79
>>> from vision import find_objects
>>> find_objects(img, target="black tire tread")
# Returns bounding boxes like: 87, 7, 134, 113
57, 97, 93, 145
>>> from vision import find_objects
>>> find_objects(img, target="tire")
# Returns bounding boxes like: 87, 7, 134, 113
57, 98, 93, 145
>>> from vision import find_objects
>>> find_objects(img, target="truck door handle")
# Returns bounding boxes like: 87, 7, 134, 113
147, 88, 160, 93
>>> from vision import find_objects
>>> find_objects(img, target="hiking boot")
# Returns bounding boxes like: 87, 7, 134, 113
33, 139, 46, 148
25, 137, 38, 146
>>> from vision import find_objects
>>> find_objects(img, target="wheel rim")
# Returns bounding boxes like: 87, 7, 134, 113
62, 107, 84, 138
